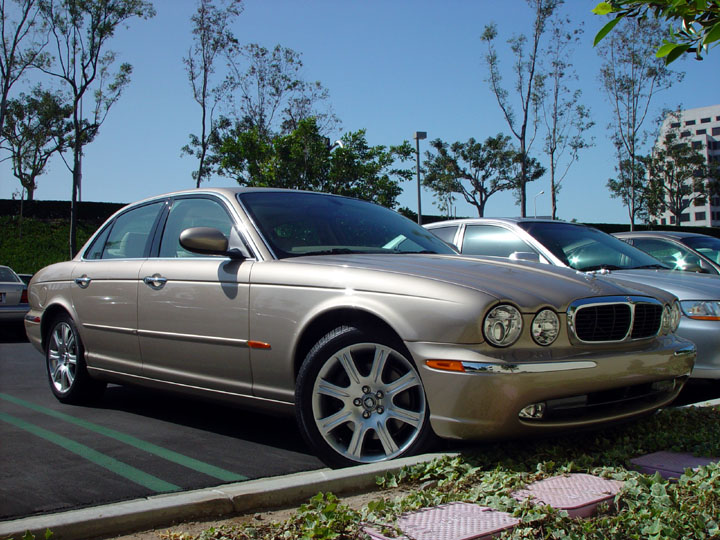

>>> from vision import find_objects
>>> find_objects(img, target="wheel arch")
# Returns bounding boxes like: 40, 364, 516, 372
293, 307, 406, 380
40, 303, 75, 352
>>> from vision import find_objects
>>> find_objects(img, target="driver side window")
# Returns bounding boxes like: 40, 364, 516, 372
159, 198, 234, 258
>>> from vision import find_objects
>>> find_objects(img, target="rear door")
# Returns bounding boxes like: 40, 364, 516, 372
71, 201, 166, 375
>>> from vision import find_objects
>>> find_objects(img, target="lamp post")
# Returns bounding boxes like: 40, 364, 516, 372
414, 131, 427, 224
534, 190, 545, 218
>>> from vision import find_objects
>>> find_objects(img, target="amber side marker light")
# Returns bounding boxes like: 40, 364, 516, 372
425, 360, 466, 372
248, 341, 272, 350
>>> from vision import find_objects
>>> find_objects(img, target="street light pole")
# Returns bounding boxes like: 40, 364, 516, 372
414, 131, 427, 225
534, 190, 545, 218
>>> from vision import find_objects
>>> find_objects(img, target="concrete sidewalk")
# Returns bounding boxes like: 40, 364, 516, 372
0, 453, 450, 540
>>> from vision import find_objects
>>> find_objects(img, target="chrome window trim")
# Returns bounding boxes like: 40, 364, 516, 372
567, 295, 663, 343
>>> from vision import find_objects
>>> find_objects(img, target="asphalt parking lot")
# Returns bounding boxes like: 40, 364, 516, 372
0, 330, 323, 521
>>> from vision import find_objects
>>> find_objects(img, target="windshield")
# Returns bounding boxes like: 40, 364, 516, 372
518, 222, 669, 272
238, 191, 456, 259
684, 236, 720, 266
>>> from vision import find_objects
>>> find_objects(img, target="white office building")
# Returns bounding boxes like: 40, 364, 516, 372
652, 104, 720, 227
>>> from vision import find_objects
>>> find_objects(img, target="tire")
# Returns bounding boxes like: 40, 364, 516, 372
45, 313, 106, 404
296, 326, 433, 468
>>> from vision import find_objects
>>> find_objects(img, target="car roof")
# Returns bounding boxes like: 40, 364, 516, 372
424, 217, 582, 228
614, 230, 715, 240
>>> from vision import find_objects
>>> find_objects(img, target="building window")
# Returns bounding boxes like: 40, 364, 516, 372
713, 197, 720, 206
695, 198, 706, 206
685, 120, 696, 126
680, 214, 690, 222
692, 141, 703, 149
661, 218, 666, 225
670, 122, 681, 128
701, 117, 711, 123
713, 127, 720, 136
695, 212, 706, 221
681, 130, 691, 137
717, 116, 720, 121
696, 129, 707, 135
670, 215, 676, 224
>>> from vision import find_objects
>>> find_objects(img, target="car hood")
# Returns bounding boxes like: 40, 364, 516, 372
602, 269, 720, 301
288, 254, 664, 310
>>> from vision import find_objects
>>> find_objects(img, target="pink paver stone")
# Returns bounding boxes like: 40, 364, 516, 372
362, 502, 520, 540
512, 474, 624, 518
630, 451, 719, 480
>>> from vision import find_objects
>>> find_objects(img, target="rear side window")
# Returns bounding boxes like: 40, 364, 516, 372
429, 226, 459, 248
462, 225, 534, 257
88, 203, 164, 260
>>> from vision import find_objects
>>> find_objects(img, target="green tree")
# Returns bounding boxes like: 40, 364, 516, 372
182, 0, 242, 188
598, 16, 682, 229
593, 0, 720, 63
607, 153, 651, 224
481, 0, 559, 217
215, 118, 411, 208
646, 127, 720, 225
0, 0, 48, 141
540, 14, 594, 220
1, 86, 72, 202
422, 135, 524, 218
38, 0, 155, 257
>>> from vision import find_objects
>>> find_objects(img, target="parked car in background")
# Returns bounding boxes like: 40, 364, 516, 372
614, 231, 720, 275
0, 265, 29, 324
25, 190, 694, 468
425, 218, 720, 380
17, 273, 33, 286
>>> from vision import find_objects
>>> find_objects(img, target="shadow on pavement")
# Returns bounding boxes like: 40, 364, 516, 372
0, 322, 28, 343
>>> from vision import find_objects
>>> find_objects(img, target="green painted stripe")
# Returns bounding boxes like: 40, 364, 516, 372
0, 411, 179, 493
0, 393, 247, 482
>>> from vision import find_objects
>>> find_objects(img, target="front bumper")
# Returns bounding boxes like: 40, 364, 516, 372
407, 337, 695, 440
677, 317, 720, 379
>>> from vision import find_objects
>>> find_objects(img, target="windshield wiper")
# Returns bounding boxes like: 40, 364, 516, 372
578, 265, 624, 272
629, 264, 668, 270
397, 250, 438, 255
299, 248, 361, 256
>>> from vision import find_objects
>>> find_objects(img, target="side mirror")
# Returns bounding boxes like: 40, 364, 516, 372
179, 227, 245, 259
509, 251, 541, 263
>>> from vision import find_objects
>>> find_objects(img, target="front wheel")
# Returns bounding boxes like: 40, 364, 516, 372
296, 326, 433, 468
46, 313, 106, 404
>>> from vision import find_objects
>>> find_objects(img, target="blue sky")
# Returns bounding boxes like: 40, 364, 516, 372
1, 0, 718, 223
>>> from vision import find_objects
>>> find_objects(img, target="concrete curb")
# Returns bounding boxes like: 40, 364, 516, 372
0, 453, 452, 540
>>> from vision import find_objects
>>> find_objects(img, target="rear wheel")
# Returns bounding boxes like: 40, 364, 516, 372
46, 313, 106, 404
296, 326, 432, 468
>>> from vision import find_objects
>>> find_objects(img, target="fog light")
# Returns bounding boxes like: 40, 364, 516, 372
519, 402, 546, 419
651, 379, 675, 393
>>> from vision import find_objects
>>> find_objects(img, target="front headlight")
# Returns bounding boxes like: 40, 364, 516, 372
483, 304, 523, 347
531, 309, 560, 346
670, 301, 682, 331
661, 305, 672, 334
679, 300, 720, 321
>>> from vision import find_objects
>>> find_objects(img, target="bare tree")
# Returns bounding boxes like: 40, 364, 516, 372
39, 0, 155, 256
540, 14, 593, 220
598, 16, 682, 229
229, 43, 338, 141
481, 0, 559, 217
182, 0, 242, 188
0, 0, 48, 142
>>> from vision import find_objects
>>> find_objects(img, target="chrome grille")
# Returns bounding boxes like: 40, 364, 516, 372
568, 296, 663, 343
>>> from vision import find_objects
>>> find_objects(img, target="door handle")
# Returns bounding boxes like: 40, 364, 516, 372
143, 275, 168, 288
74, 276, 91, 288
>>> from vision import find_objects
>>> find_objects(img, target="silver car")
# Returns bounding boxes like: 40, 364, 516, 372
25, 190, 694, 468
0, 265, 29, 324
426, 218, 720, 380
614, 231, 720, 275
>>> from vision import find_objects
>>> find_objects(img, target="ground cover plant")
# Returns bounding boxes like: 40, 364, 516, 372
159, 406, 720, 539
